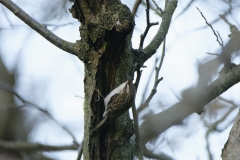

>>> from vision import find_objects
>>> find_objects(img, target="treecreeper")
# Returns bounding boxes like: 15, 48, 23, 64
91, 79, 136, 133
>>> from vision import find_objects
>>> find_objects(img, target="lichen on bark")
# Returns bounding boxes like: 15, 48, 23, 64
70, 0, 136, 159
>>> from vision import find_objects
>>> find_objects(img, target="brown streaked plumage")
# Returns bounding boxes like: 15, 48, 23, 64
91, 80, 136, 133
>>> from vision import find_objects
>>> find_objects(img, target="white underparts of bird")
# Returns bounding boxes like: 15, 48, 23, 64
91, 80, 136, 133
103, 81, 129, 117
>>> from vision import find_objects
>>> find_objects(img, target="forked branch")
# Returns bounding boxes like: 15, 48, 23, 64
143, 0, 177, 62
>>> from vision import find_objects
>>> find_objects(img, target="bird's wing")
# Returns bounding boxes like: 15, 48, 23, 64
91, 116, 109, 133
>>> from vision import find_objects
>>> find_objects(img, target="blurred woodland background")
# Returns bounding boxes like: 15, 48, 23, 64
0, 0, 240, 160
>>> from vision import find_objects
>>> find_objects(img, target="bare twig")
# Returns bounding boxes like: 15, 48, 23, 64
139, 64, 240, 145
164, 135, 175, 153
0, 81, 79, 147
204, 99, 238, 160
132, 0, 142, 16
143, 0, 177, 61
219, 14, 233, 27
141, 1, 162, 17
0, 0, 79, 55
1, 21, 77, 31
217, 31, 223, 46
76, 141, 84, 160
197, 7, 223, 47
136, 59, 156, 112
0, 81, 24, 103
75, 95, 84, 99
42, 22, 77, 27
205, 134, 213, 160
132, 103, 143, 160
0, 140, 77, 151
138, 39, 166, 112
152, 0, 163, 14
139, 0, 159, 50
206, 52, 219, 56
134, 69, 142, 89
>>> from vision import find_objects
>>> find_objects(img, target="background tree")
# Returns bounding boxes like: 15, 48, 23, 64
0, 0, 240, 160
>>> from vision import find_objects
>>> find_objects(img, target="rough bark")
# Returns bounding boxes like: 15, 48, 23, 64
70, 0, 135, 159
222, 110, 240, 160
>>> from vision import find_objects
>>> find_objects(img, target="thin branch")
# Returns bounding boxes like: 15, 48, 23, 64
76, 141, 84, 160
165, 137, 175, 154
132, 0, 142, 16
205, 137, 213, 160
143, 0, 177, 61
0, 0, 79, 55
0, 21, 77, 31
204, 100, 238, 160
132, 103, 143, 160
206, 52, 219, 56
139, 0, 159, 50
197, 7, 223, 47
217, 31, 223, 46
138, 60, 156, 109
0, 81, 23, 103
140, 64, 240, 144
42, 22, 77, 27
219, 14, 233, 27
138, 39, 166, 113
75, 95, 84, 99
2, 6, 14, 27
134, 69, 142, 89
141, 1, 162, 17
0, 81, 79, 147
0, 140, 77, 152
152, 0, 163, 14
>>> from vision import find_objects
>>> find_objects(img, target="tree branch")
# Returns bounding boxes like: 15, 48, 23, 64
76, 141, 84, 160
132, 0, 142, 16
0, 81, 79, 147
204, 100, 237, 160
152, 0, 163, 14
0, 0, 80, 55
139, 0, 159, 50
197, 7, 223, 47
138, 39, 166, 113
143, 0, 177, 62
139, 64, 240, 144
132, 103, 143, 160
0, 140, 77, 152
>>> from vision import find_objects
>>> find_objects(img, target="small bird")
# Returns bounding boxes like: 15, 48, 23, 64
91, 80, 136, 133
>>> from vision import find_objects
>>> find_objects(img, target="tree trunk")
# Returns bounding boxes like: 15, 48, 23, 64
222, 111, 240, 160
70, 0, 135, 159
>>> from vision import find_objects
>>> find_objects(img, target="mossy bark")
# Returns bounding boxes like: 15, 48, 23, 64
70, 0, 135, 159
